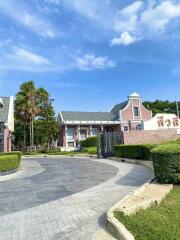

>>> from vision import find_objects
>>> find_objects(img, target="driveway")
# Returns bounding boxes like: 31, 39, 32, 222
0, 157, 153, 240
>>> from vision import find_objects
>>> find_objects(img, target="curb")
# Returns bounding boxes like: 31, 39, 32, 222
106, 179, 173, 240
109, 157, 154, 171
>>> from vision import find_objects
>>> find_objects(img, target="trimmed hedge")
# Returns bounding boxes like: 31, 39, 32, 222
81, 147, 97, 155
80, 136, 97, 148
0, 153, 21, 172
0, 151, 22, 161
114, 144, 156, 160
151, 144, 180, 184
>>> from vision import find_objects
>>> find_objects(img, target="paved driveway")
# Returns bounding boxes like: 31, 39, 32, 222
0, 157, 153, 240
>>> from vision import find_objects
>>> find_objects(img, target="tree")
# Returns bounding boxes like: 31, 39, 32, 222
15, 81, 38, 147
143, 100, 180, 116
14, 81, 58, 151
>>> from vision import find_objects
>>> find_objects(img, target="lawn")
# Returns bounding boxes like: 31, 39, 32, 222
114, 186, 180, 240
24, 147, 97, 156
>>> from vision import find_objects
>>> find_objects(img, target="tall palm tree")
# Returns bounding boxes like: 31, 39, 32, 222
15, 81, 38, 147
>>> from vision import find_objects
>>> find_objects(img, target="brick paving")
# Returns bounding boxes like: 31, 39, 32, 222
0, 157, 153, 240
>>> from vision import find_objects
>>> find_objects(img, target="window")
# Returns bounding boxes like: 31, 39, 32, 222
92, 128, 97, 136
134, 107, 139, 117
67, 128, 75, 140
136, 124, 143, 130
124, 126, 129, 131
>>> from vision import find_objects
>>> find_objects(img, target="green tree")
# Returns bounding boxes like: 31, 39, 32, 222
15, 81, 38, 147
143, 100, 180, 116
14, 81, 58, 151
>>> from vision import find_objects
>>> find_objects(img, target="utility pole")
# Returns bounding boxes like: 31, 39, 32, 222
175, 97, 179, 118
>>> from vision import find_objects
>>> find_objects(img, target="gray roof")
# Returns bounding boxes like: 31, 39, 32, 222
60, 111, 117, 122
0, 97, 10, 123
59, 100, 129, 123
111, 101, 128, 118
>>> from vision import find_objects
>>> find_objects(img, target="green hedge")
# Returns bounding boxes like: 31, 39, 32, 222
151, 144, 180, 184
114, 144, 156, 160
81, 147, 97, 155
80, 136, 97, 148
0, 153, 21, 173
0, 151, 22, 161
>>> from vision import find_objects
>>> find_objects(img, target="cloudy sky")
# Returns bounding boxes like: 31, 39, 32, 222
1, 0, 180, 112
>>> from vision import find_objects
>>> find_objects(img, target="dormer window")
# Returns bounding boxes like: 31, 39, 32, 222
134, 107, 139, 117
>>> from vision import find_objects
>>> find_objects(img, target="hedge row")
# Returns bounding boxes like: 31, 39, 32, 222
0, 151, 22, 173
80, 136, 97, 148
151, 144, 180, 184
114, 144, 156, 160
0, 151, 22, 161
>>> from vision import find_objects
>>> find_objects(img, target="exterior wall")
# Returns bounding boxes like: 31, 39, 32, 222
59, 124, 120, 148
120, 97, 152, 131
3, 128, 11, 152
122, 129, 178, 145
144, 113, 179, 131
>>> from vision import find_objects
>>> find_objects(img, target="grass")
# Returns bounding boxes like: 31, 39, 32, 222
114, 186, 180, 240
24, 147, 97, 156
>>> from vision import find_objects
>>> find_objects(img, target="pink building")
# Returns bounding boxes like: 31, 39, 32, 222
0, 97, 14, 152
58, 93, 152, 149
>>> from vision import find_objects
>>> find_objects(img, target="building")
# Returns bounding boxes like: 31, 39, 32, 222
0, 97, 14, 152
58, 92, 153, 149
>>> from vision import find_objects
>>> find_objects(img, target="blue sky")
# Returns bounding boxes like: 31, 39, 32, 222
1, 0, 180, 113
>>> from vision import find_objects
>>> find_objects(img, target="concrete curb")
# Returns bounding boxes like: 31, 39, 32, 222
106, 179, 173, 240
106, 180, 152, 240
109, 157, 154, 171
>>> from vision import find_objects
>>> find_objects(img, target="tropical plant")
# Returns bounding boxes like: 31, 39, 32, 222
14, 81, 58, 150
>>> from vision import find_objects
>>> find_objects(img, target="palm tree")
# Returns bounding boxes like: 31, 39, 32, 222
15, 81, 38, 147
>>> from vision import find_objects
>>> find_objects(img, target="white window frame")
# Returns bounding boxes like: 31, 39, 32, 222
124, 125, 129, 131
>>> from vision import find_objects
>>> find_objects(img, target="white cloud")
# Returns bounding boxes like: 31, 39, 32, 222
121, 1, 143, 16
0, 46, 51, 72
0, 0, 57, 38
111, 32, 137, 46
8, 47, 50, 65
114, 1, 143, 33
141, 1, 180, 32
112, 1, 180, 46
74, 54, 115, 70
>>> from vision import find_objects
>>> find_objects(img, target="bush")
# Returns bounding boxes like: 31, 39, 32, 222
81, 147, 97, 155
0, 154, 21, 172
151, 144, 180, 184
80, 136, 97, 148
114, 144, 156, 160
0, 151, 22, 161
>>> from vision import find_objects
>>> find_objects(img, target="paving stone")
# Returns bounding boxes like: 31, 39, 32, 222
0, 157, 153, 240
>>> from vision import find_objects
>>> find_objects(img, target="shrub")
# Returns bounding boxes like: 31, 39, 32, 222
151, 144, 180, 184
81, 147, 97, 155
80, 136, 97, 148
0, 154, 21, 172
0, 151, 22, 161
114, 144, 156, 160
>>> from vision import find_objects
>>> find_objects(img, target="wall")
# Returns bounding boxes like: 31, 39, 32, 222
122, 129, 178, 144
3, 128, 11, 152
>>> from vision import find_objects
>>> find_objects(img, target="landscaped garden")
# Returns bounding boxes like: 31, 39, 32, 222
113, 138, 180, 240
0, 151, 22, 172
114, 185, 180, 240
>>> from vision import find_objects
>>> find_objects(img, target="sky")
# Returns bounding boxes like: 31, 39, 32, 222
1, 0, 180, 113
